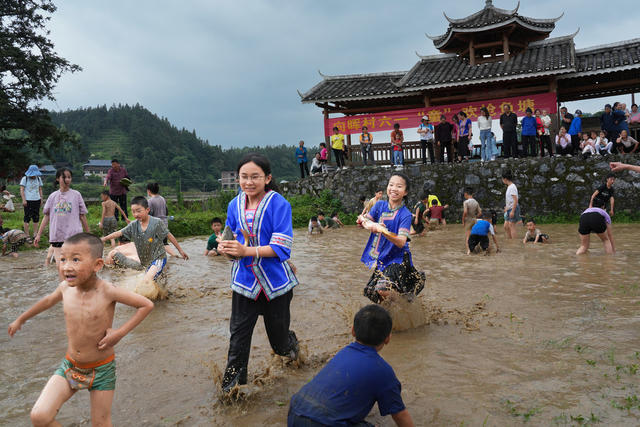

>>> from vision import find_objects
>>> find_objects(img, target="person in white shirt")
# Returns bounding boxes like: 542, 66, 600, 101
417, 116, 435, 164
595, 130, 613, 155
477, 107, 493, 162
538, 109, 553, 156
555, 127, 572, 156
310, 152, 322, 175
502, 170, 519, 239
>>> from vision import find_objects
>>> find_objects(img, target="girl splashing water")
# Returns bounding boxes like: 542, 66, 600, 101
358, 172, 425, 303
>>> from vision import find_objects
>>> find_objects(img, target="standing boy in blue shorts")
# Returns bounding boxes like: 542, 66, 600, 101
102, 196, 188, 283
288, 305, 414, 426
8, 233, 153, 426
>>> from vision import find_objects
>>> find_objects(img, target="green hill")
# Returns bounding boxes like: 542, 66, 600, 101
48, 104, 302, 190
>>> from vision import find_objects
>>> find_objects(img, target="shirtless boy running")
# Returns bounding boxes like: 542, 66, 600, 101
8, 232, 153, 426
100, 191, 130, 248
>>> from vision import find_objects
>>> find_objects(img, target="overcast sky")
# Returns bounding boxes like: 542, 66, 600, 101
44, 0, 638, 148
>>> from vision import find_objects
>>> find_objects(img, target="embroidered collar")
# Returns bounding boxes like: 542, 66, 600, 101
386, 201, 404, 212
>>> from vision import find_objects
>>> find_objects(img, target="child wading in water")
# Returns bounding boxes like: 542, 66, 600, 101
217, 153, 300, 393
357, 172, 425, 303
523, 219, 549, 244
100, 191, 130, 248
8, 233, 153, 426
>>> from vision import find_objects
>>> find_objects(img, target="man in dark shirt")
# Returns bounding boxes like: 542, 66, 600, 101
435, 115, 454, 163
600, 104, 615, 138
104, 159, 130, 221
499, 105, 518, 158
589, 173, 615, 217
560, 106, 574, 133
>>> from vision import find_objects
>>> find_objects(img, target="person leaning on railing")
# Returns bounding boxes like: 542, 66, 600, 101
360, 126, 374, 166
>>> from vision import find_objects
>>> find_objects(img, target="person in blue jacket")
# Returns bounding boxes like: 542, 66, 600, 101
520, 108, 538, 157
600, 104, 616, 141
217, 153, 300, 392
295, 140, 309, 179
568, 109, 583, 155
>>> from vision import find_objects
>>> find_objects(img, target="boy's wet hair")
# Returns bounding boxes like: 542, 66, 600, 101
131, 196, 149, 209
526, 217, 536, 224
354, 304, 392, 346
502, 169, 513, 181
606, 172, 616, 179
317, 211, 325, 216
359, 196, 366, 202
331, 211, 338, 217
431, 199, 438, 206
311, 216, 318, 222
64, 233, 103, 259
211, 217, 222, 225
464, 187, 474, 195
101, 190, 110, 196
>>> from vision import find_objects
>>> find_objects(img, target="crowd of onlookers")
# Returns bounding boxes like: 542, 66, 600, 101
294, 101, 640, 176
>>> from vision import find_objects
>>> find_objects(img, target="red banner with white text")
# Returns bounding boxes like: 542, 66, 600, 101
324, 92, 557, 136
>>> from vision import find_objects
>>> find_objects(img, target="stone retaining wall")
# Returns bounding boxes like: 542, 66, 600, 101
281, 156, 640, 222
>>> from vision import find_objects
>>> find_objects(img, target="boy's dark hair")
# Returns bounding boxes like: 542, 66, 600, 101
311, 216, 318, 222
431, 199, 438, 206
393, 123, 400, 129
131, 196, 149, 209
464, 187, 474, 195
606, 172, 616, 179
317, 211, 325, 216
376, 189, 383, 193
101, 190, 110, 196
332, 126, 339, 131
211, 217, 222, 225
320, 142, 326, 147
526, 217, 536, 224
359, 196, 366, 202
502, 169, 513, 181
64, 233, 104, 259
146, 182, 160, 194
331, 211, 338, 217
354, 304, 392, 346
111, 159, 119, 164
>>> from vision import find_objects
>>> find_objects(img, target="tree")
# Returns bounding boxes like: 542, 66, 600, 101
0, 0, 81, 178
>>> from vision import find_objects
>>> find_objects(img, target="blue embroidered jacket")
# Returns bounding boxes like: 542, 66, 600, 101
226, 190, 298, 300
361, 200, 413, 271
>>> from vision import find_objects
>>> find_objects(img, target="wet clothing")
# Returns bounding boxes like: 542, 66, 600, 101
147, 195, 168, 225
101, 216, 118, 236
361, 201, 412, 272
54, 354, 116, 391
288, 342, 405, 426
579, 208, 611, 235
225, 191, 297, 300
468, 234, 490, 252
24, 199, 41, 223
468, 220, 495, 252
42, 189, 88, 244
207, 232, 221, 253
525, 229, 549, 242
463, 198, 480, 219
428, 205, 445, 220
120, 216, 169, 268
412, 201, 427, 233
593, 184, 614, 210
2, 229, 28, 253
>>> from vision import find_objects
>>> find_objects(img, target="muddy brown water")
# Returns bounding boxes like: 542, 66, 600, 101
1, 224, 639, 426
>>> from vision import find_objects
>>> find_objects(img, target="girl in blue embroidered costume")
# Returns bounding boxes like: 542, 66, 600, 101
358, 172, 425, 304
217, 153, 299, 393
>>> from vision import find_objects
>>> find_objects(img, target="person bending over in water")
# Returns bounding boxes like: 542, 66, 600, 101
576, 200, 615, 255
102, 196, 188, 284
358, 172, 425, 303
8, 233, 153, 427
467, 211, 500, 255
288, 304, 414, 427
522, 218, 549, 244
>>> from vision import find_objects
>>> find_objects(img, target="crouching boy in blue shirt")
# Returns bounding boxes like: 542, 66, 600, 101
288, 304, 414, 426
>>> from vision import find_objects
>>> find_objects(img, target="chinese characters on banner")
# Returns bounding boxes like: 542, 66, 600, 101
324, 92, 557, 137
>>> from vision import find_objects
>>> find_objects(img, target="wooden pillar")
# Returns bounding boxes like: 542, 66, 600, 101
469, 39, 476, 66
346, 133, 352, 165
423, 94, 431, 108
502, 33, 510, 61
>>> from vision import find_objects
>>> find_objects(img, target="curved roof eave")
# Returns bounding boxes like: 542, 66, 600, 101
301, 90, 423, 104
557, 63, 640, 80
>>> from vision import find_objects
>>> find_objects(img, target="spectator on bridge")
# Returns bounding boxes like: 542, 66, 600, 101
417, 116, 435, 164
580, 133, 596, 159
613, 102, 629, 142
601, 104, 616, 142
595, 130, 613, 155
500, 104, 518, 158
330, 127, 346, 169
457, 111, 472, 162
559, 106, 573, 133
489, 132, 498, 160
451, 113, 459, 159
555, 127, 573, 156
521, 108, 537, 157
319, 142, 328, 173
477, 107, 492, 162
359, 126, 374, 166
104, 159, 130, 221
630, 103, 640, 124
310, 152, 322, 175
616, 130, 639, 154
435, 115, 454, 163
536, 109, 553, 157
390, 123, 404, 168
295, 140, 309, 178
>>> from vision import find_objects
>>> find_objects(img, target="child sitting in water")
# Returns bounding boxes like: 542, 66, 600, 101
8, 233, 153, 427
316, 211, 330, 230
522, 219, 549, 244
205, 217, 223, 256
467, 212, 500, 255
331, 211, 345, 228
288, 304, 413, 426
102, 196, 188, 287
99, 191, 130, 248
1, 229, 28, 258
308, 216, 324, 235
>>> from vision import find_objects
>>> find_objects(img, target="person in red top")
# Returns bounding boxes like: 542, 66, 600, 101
390, 123, 404, 167
104, 159, 130, 222
427, 199, 449, 230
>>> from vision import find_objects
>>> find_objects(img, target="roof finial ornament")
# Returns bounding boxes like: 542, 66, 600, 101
485, 0, 493, 6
